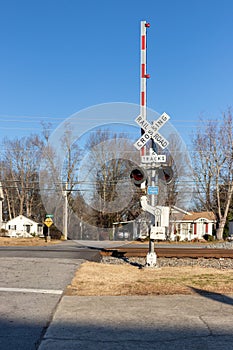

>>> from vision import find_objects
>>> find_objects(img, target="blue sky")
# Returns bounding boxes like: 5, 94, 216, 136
0, 0, 233, 146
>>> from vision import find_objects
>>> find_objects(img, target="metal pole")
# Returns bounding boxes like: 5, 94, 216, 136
149, 159, 155, 255
139, 21, 157, 267
140, 21, 150, 157
63, 182, 68, 240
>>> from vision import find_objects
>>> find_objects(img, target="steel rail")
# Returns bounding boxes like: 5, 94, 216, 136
101, 247, 233, 259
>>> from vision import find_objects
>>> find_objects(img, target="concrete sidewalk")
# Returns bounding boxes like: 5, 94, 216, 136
38, 293, 233, 349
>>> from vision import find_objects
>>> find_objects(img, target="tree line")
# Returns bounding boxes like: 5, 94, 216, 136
0, 110, 232, 240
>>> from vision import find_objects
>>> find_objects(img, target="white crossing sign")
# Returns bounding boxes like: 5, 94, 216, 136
141, 154, 166, 163
134, 112, 170, 150
150, 226, 166, 240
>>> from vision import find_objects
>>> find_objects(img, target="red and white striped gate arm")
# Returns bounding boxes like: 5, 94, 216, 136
140, 20, 150, 156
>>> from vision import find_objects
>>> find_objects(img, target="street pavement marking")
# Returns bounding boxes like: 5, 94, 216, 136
0, 287, 63, 295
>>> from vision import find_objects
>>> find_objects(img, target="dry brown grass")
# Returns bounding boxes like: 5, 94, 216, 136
66, 261, 233, 296
0, 237, 62, 246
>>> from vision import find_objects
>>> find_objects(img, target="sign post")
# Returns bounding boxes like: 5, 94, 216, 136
133, 111, 170, 267
44, 217, 53, 241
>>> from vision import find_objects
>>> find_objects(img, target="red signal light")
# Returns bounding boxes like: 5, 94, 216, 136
131, 169, 144, 182
158, 166, 173, 184
130, 167, 147, 186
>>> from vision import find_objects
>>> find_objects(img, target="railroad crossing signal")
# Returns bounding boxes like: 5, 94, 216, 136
134, 112, 170, 150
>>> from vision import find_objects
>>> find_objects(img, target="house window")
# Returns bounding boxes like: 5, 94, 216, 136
198, 218, 207, 236
188, 223, 192, 234
194, 223, 197, 235
177, 224, 181, 234
25, 225, 31, 233
182, 223, 188, 237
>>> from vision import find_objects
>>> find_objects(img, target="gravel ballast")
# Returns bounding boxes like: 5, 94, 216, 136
101, 256, 233, 269
101, 241, 233, 269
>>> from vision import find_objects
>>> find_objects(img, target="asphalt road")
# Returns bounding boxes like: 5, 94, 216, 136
0, 241, 103, 350
0, 241, 102, 261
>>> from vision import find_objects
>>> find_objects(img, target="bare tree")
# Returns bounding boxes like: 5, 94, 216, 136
39, 125, 83, 237
1, 135, 44, 220
192, 110, 233, 239
76, 128, 140, 231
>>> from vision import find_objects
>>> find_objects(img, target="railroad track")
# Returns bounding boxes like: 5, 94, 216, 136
101, 247, 233, 259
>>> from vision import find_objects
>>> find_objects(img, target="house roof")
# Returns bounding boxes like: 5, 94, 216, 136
170, 209, 216, 222
182, 211, 216, 221
7, 215, 39, 225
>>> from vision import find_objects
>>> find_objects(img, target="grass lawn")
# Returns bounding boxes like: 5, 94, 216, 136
66, 261, 233, 296
0, 237, 62, 246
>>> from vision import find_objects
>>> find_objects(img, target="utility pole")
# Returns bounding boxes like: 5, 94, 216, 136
0, 182, 4, 229
63, 182, 68, 240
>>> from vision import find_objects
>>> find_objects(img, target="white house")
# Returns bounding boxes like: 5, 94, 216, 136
170, 211, 216, 241
3, 215, 43, 238
229, 220, 233, 236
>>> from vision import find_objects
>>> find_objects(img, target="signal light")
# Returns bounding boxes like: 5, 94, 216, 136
130, 167, 147, 187
158, 166, 173, 185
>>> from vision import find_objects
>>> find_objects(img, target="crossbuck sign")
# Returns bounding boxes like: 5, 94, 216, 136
134, 112, 170, 150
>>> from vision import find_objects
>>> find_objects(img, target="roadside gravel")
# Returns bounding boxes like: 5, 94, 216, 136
206, 241, 233, 249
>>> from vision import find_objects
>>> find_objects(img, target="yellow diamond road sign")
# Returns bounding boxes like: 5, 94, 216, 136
44, 217, 53, 227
